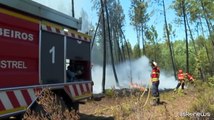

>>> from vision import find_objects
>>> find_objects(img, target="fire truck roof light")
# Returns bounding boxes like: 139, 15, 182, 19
9, 116, 16, 119
63, 28, 68, 32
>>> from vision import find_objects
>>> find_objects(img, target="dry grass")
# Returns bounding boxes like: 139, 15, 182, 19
23, 89, 79, 120
187, 84, 214, 119
80, 83, 214, 120
22, 82, 214, 120
86, 88, 151, 120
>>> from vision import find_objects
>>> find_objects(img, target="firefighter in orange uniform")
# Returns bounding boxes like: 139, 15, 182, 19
186, 73, 195, 87
175, 69, 185, 91
150, 61, 160, 106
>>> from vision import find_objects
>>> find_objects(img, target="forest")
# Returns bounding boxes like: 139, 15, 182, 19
90, 0, 214, 90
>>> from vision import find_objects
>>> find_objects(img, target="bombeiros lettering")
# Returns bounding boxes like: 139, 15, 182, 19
0, 27, 34, 41
0, 60, 27, 69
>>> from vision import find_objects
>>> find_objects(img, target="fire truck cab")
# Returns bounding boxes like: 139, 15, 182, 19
0, 0, 92, 118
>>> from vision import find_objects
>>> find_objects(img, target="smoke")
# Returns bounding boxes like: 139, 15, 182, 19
92, 56, 177, 93
79, 9, 90, 33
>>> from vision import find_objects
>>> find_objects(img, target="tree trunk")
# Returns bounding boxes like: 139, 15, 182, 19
71, 0, 75, 17
142, 25, 146, 55
121, 28, 133, 83
186, 16, 197, 55
121, 29, 131, 61
198, 17, 213, 77
186, 16, 206, 79
203, 44, 213, 76
136, 27, 141, 58
154, 41, 158, 62
181, 0, 189, 73
100, 0, 106, 93
91, 13, 101, 51
117, 37, 123, 62
162, 0, 177, 79
200, 0, 214, 48
200, 0, 212, 35
113, 27, 121, 63
120, 36, 126, 61
104, 0, 119, 86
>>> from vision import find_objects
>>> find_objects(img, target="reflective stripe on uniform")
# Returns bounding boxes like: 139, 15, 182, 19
151, 78, 159, 82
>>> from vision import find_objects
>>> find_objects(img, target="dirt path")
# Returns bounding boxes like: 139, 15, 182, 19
79, 88, 198, 120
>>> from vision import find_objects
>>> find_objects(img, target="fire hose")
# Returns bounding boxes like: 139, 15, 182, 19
142, 79, 151, 107
130, 79, 151, 107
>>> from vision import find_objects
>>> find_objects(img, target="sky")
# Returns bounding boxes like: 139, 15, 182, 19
32, 0, 185, 47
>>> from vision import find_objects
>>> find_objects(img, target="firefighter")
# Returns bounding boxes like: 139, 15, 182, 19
150, 61, 160, 106
174, 69, 185, 91
66, 65, 76, 82
186, 73, 195, 86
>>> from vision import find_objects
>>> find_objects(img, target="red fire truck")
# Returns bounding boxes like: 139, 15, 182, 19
0, 0, 92, 118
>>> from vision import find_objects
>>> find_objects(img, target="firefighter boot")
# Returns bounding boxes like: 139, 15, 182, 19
152, 98, 158, 106
157, 97, 160, 104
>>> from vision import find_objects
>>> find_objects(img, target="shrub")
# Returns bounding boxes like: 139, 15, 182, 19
105, 89, 115, 97
208, 76, 214, 87
188, 87, 214, 119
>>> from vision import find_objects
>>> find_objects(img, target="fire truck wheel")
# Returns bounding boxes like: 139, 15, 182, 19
29, 102, 46, 114
53, 90, 79, 112
56, 97, 79, 113
26, 90, 68, 117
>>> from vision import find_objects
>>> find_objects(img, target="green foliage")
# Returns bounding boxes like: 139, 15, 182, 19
208, 77, 214, 87
129, 0, 149, 27
122, 40, 133, 60
105, 89, 115, 97
133, 44, 141, 59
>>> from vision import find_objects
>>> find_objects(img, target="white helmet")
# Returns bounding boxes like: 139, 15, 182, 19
153, 61, 157, 66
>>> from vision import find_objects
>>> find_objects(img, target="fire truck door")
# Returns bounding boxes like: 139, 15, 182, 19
66, 37, 90, 60
41, 31, 65, 84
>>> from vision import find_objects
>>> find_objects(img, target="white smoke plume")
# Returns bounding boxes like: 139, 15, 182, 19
92, 56, 177, 93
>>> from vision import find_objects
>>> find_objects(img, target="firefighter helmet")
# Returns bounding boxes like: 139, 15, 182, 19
152, 61, 157, 67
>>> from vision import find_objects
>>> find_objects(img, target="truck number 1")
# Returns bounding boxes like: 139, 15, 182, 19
49, 46, 55, 64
